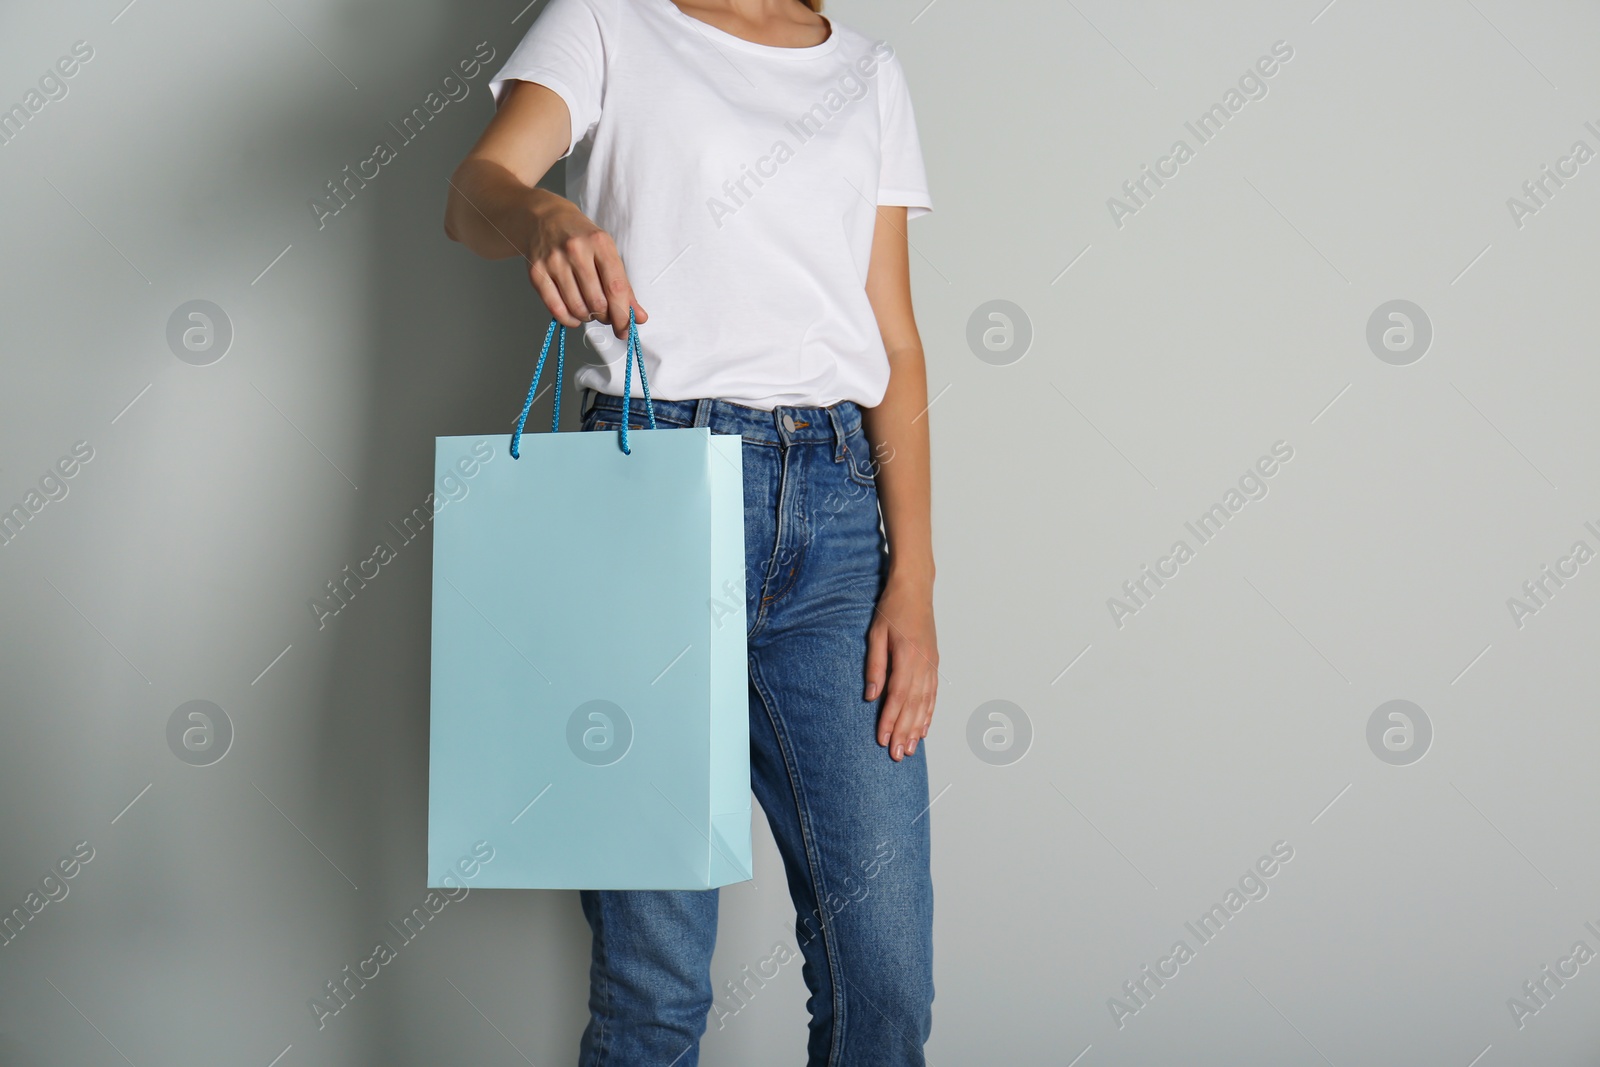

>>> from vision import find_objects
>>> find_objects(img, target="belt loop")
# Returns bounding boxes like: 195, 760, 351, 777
692, 397, 713, 428
825, 403, 848, 462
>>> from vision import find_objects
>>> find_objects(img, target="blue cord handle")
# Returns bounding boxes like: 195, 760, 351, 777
508, 317, 563, 460
509, 306, 656, 459
619, 306, 657, 455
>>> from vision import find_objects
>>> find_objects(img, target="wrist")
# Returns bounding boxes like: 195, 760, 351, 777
523, 188, 573, 254
885, 559, 935, 594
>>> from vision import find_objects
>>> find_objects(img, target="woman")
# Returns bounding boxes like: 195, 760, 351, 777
444, 1, 937, 1062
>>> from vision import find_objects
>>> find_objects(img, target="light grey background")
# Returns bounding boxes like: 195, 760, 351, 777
3, 0, 1599, 1064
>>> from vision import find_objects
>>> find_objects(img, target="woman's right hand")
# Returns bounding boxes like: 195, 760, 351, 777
444, 79, 645, 340
526, 193, 646, 339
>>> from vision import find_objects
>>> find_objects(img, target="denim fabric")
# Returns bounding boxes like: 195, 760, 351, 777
573, 390, 934, 1067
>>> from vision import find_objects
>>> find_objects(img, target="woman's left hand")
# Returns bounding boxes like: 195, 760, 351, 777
864, 576, 939, 761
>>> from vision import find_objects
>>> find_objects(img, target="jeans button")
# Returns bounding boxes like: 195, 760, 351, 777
781, 413, 796, 433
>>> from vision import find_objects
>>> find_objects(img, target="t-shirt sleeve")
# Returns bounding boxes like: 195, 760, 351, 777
487, 0, 608, 160
875, 52, 933, 220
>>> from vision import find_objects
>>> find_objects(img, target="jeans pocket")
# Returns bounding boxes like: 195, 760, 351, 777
840, 433, 880, 489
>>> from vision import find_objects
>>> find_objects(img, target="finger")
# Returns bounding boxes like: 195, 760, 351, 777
875, 681, 903, 752
905, 690, 935, 755
528, 262, 577, 327
893, 660, 938, 754
879, 676, 916, 759
864, 618, 889, 704
594, 241, 644, 337
546, 253, 592, 325
565, 237, 608, 324
889, 677, 931, 759
918, 676, 938, 743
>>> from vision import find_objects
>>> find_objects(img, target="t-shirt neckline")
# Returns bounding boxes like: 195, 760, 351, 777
649, 0, 840, 59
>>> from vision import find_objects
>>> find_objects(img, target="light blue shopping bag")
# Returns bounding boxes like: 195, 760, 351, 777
428, 312, 751, 890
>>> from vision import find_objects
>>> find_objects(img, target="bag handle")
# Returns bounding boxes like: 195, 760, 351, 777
510, 306, 656, 459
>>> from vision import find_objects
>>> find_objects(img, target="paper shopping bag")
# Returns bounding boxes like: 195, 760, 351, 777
427, 314, 750, 889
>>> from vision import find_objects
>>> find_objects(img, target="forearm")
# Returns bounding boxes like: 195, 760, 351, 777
861, 342, 935, 591
444, 157, 568, 261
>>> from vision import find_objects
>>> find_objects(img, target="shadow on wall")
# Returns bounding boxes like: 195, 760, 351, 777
0, 2, 599, 1064
311, 3, 598, 1064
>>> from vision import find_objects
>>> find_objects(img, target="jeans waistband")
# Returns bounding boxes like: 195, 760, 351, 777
581, 390, 863, 448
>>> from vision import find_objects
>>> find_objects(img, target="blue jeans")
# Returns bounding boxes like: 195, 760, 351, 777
575, 390, 934, 1067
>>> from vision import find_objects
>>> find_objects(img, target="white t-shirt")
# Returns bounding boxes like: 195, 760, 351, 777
487, 0, 933, 410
